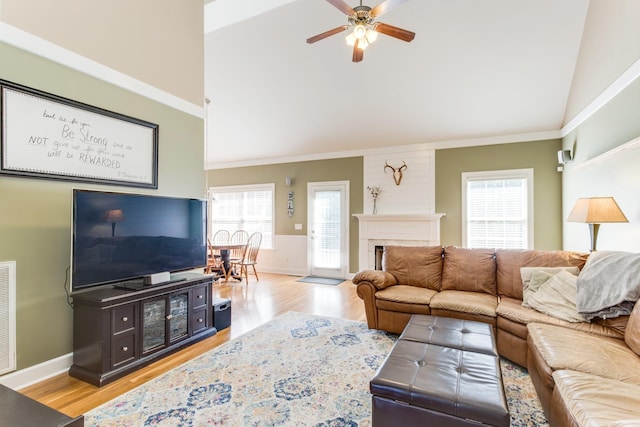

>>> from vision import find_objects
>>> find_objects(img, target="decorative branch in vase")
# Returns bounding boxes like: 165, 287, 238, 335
367, 185, 382, 214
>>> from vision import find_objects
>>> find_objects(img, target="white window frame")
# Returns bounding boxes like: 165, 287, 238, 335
461, 168, 534, 249
209, 183, 275, 249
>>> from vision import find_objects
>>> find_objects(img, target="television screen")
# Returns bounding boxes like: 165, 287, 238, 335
71, 189, 207, 292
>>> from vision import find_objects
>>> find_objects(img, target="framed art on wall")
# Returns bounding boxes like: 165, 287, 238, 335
0, 79, 159, 188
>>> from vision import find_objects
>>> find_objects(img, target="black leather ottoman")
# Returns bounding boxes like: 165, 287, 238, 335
370, 315, 509, 427
399, 314, 498, 355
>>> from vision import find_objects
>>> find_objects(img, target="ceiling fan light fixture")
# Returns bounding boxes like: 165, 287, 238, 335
365, 28, 378, 43
353, 24, 367, 39
345, 32, 356, 46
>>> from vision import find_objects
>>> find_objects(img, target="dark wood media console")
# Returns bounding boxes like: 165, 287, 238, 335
70, 273, 216, 386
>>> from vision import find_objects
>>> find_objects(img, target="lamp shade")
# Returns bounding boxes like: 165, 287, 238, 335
567, 197, 628, 223
104, 209, 124, 223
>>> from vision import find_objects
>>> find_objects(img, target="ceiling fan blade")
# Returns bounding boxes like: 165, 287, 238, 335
374, 22, 415, 42
352, 40, 364, 63
306, 26, 349, 44
370, 0, 409, 18
326, 0, 356, 16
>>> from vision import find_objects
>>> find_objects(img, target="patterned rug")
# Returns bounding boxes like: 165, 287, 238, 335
85, 312, 547, 426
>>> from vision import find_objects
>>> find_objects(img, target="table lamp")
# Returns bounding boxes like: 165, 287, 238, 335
104, 209, 124, 237
567, 197, 628, 252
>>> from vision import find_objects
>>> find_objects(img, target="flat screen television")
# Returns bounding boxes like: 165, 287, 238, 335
71, 189, 208, 292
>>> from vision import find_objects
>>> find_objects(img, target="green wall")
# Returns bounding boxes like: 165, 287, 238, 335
435, 139, 563, 250
207, 157, 364, 273
0, 42, 205, 370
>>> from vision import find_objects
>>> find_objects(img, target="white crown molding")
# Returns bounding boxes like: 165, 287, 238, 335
205, 129, 561, 170
0, 22, 205, 119
561, 56, 640, 137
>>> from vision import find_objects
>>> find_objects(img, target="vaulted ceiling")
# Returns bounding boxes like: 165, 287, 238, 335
204, 0, 589, 168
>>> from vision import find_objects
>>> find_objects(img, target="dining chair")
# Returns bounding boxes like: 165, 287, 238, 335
229, 230, 249, 261
225, 231, 262, 284
205, 230, 230, 274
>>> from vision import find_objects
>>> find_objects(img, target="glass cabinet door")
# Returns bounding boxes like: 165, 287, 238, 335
142, 298, 166, 353
169, 293, 189, 342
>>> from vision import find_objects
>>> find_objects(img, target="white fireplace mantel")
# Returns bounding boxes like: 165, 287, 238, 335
354, 213, 445, 271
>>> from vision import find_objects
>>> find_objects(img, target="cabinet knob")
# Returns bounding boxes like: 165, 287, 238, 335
166, 314, 173, 320
197, 295, 203, 299
198, 318, 203, 323
122, 346, 128, 352
122, 316, 128, 322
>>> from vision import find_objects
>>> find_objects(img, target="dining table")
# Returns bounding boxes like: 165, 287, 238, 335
208, 243, 245, 281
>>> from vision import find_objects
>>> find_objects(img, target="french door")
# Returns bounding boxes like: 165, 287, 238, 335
307, 181, 349, 278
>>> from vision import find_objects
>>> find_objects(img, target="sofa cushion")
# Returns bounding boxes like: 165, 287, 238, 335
497, 297, 624, 339
382, 246, 443, 291
625, 301, 640, 356
441, 246, 496, 295
527, 322, 640, 384
552, 370, 640, 427
496, 249, 588, 299
430, 290, 497, 318
376, 285, 438, 305
520, 266, 580, 307
526, 270, 587, 323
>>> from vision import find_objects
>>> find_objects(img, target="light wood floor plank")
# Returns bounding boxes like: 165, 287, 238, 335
19, 273, 364, 418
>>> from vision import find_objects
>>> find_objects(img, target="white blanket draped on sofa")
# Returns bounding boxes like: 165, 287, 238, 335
576, 251, 640, 320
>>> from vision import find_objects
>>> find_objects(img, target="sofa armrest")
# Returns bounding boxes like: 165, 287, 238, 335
353, 270, 398, 290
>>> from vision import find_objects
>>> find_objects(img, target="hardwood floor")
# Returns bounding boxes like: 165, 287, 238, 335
19, 273, 366, 418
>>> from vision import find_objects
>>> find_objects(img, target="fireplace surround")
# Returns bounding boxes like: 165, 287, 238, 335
353, 213, 445, 271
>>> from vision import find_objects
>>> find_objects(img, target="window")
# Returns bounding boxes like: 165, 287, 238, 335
462, 169, 533, 249
209, 184, 274, 249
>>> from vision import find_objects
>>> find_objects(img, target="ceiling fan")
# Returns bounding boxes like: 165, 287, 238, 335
306, 0, 415, 63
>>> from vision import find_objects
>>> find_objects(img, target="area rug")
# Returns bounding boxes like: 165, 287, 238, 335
296, 276, 345, 285
84, 312, 547, 426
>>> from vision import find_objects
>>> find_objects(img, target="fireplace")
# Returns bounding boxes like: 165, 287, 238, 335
354, 213, 445, 271
375, 245, 384, 270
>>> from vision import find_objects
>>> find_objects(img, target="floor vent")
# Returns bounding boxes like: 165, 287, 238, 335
0, 261, 16, 375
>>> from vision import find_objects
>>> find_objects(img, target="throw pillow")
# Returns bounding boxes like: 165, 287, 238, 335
520, 266, 580, 307
527, 269, 587, 323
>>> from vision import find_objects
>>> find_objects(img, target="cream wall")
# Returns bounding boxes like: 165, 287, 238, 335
561, 1, 640, 252
562, 77, 640, 252
0, 4, 204, 384
563, 0, 640, 124
1, 0, 204, 105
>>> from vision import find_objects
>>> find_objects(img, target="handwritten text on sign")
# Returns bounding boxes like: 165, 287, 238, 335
1, 86, 157, 186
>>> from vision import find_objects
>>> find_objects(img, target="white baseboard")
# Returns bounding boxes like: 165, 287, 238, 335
0, 353, 73, 390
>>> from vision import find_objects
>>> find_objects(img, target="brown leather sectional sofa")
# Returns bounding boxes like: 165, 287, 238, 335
353, 245, 640, 426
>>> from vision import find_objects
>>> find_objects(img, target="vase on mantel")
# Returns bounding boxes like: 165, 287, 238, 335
372, 198, 377, 214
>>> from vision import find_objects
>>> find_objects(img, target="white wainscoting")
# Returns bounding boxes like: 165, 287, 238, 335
259, 235, 308, 276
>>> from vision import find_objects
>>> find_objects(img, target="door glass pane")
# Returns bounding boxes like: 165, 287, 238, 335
313, 190, 341, 269
169, 293, 189, 342
143, 299, 166, 353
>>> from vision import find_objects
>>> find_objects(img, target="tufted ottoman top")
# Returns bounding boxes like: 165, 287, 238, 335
399, 314, 498, 356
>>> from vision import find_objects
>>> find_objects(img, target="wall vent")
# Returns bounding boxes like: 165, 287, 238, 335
0, 261, 16, 375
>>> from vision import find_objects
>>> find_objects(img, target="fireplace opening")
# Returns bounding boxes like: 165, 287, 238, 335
375, 246, 384, 270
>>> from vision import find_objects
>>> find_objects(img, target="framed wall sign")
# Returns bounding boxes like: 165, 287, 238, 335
0, 80, 158, 188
